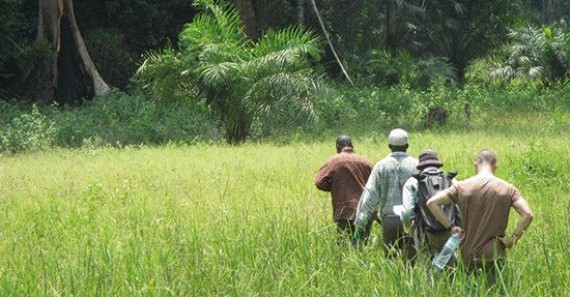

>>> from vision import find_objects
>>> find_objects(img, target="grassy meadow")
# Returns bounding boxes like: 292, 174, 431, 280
0, 112, 569, 296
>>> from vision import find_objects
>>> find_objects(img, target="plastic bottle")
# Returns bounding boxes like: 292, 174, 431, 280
432, 232, 460, 271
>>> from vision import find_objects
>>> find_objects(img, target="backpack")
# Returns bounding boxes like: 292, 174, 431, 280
413, 171, 462, 233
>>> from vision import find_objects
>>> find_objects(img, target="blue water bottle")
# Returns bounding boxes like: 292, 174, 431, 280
432, 232, 460, 271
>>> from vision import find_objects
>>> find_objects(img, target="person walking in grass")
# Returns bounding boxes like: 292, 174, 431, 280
353, 129, 418, 259
427, 150, 534, 285
399, 149, 460, 262
315, 135, 374, 244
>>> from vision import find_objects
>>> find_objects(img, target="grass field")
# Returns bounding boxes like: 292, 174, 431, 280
0, 112, 569, 296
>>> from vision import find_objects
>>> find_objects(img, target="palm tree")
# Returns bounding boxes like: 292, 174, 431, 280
137, 0, 322, 144
490, 26, 569, 82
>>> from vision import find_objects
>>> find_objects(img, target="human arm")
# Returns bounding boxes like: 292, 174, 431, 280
499, 196, 534, 248
426, 189, 461, 234
400, 178, 418, 233
314, 163, 332, 191
354, 165, 382, 232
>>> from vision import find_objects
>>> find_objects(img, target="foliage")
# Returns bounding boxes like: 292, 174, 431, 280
137, 48, 188, 105
0, 0, 195, 94
73, 0, 195, 58
0, 104, 55, 154
85, 29, 136, 89
137, 0, 324, 144
312, 81, 570, 136
0, 91, 219, 154
366, 50, 457, 88
1, 81, 568, 153
0, 0, 36, 83
50, 90, 219, 148
523, 0, 570, 25
410, 0, 522, 81
490, 25, 569, 83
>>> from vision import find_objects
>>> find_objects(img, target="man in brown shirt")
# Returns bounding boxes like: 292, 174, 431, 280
427, 150, 534, 285
315, 135, 374, 243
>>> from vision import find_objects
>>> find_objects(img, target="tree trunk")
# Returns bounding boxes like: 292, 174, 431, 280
34, 0, 110, 103
386, 0, 397, 52
235, 0, 257, 40
62, 0, 110, 97
544, 0, 554, 24
297, 0, 305, 27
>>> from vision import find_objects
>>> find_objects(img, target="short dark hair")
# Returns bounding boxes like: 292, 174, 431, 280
475, 150, 497, 165
389, 144, 408, 153
336, 135, 353, 152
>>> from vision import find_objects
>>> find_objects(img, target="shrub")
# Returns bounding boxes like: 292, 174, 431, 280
0, 105, 55, 154
51, 90, 220, 147
365, 50, 457, 89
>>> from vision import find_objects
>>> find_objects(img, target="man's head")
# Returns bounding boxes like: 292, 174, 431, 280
336, 135, 353, 153
474, 150, 497, 173
417, 149, 443, 171
388, 128, 409, 152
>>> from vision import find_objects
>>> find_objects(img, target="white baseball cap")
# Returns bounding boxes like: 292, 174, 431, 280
388, 128, 408, 146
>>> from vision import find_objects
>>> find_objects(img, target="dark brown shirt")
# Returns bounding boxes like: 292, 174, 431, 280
315, 147, 373, 221
446, 173, 521, 265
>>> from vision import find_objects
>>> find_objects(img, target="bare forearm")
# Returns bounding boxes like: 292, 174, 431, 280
426, 192, 454, 229
511, 214, 533, 243
427, 202, 452, 229
510, 197, 534, 245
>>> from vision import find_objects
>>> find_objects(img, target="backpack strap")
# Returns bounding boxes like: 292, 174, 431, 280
389, 155, 408, 190
414, 170, 455, 232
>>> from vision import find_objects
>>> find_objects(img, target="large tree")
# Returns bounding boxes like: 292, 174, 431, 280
31, 0, 110, 103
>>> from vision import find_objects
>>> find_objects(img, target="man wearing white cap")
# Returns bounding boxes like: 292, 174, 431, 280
353, 128, 418, 258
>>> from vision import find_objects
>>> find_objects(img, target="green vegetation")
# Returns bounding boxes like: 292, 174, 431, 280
0, 115, 568, 296
1, 82, 568, 154
0, 1, 568, 295
137, 0, 322, 143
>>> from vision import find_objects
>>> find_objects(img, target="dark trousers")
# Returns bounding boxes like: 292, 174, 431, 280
425, 231, 455, 265
382, 214, 415, 259
467, 260, 505, 287
335, 219, 374, 245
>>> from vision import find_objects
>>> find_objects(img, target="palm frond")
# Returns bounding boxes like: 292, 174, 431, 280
243, 70, 323, 123
136, 48, 193, 104
196, 61, 241, 88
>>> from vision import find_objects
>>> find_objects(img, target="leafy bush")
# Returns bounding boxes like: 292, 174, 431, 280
0, 105, 55, 154
490, 25, 569, 83
51, 90, 220, 147
0, 90, 220, 153
313, 81, 570, 135
366, 50, 457, 89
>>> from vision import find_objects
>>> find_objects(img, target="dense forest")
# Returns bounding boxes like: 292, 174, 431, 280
0, 0, 568, 148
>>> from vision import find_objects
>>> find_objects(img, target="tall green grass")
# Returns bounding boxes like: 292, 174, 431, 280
0, 119, 568, 296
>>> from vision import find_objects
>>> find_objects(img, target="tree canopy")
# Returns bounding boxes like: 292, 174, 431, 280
0, 0, 568, 102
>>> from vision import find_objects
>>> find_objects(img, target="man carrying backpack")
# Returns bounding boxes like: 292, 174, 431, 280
399, 150, 460, 260
427, 150, 534, 285
353, 129, 418, 258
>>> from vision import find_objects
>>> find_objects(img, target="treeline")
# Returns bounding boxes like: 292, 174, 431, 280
1, 0, 568, 97
0, 0, 568, 151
